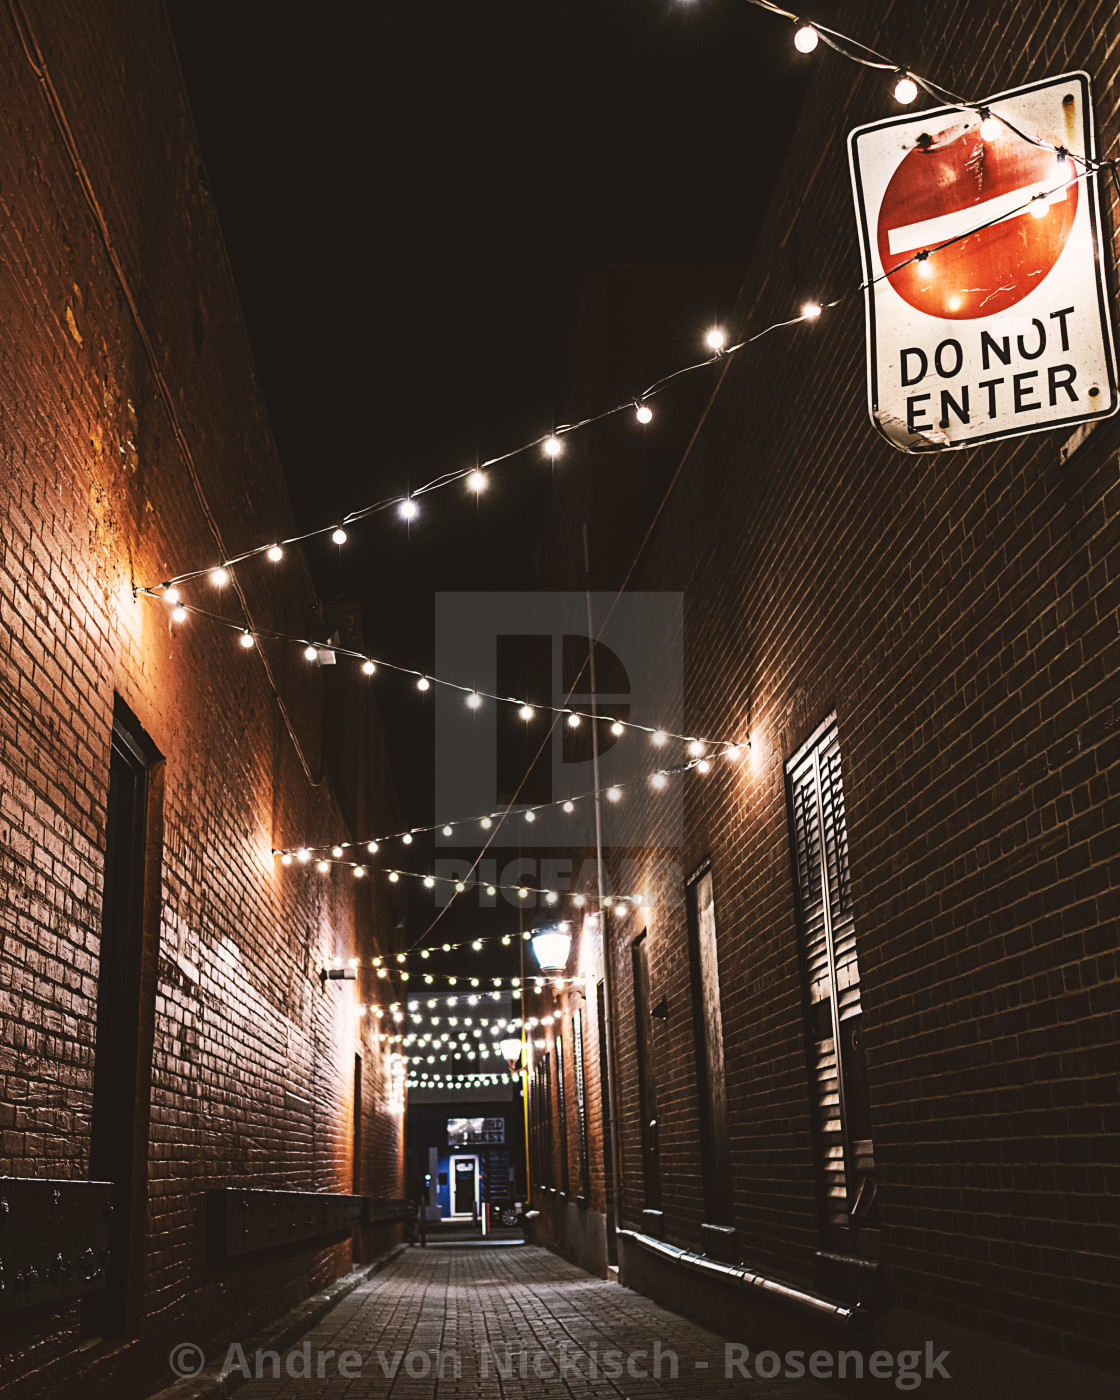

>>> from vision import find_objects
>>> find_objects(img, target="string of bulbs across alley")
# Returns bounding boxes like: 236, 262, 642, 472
134, 5, 1118, 607
136, 5, 1117, 964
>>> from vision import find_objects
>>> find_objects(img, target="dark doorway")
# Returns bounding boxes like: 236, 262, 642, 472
83, 700, 162, 1339
631, 932, 661, 1210
353, 1053, 363, 1195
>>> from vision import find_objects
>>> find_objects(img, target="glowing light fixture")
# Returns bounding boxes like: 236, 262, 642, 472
531, 925, 573, 971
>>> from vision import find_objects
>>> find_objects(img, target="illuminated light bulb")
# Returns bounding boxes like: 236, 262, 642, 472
297, 847, 310, 863
481, 816, 492, 830
280, 852, 292, 866
947, 293, 964, 311
801, 301, 823, 320
652, 729, 667, 746
617, 903, 630, 919
546, 891, 558, 906
635, 402, 653, 424
725, 743, 743, 760
574, 894, 585, 908
417, 677, 430, 692
705, 327, 726, 351
332, 845, 344, 858
687, 740, 705, 757
239, 630, 255, 648
354, 866, 366, 878
794, 22, 819, 52
502, 935, 511, 946
267, 545, 285, 564
362, 660, 376, 676
519, 703, 534, 720
397, 953, 406, 963
312, 860, 326, 875
399, 498, 419, 521
420, 949, 429, 959
163, 585, 180, 605
567, 713, 581, 728
650, 771, 668, 790
979, 112, 1001, 141
389, 871, 400, 883
518, 887, 528, 900
543, 435, 563, 459
603, 896, 614, 908
1029, 195, 1050, 219
524, 809, 536, 823
304, 645, 317, 662
210, 566, 230, 587
894, 73, 918, 105
466, 692, 482, 709
402, 833, 413, 845
443, 944, 451, 953
697, 758, 711, 774
171, 606, 187, 624
472, 940, 482, 950
467, 469, 487, 493
486, 885, 496, 896
918, 256, 935, 282
562, 801, 574, 814
606, 786, 621, 802
424, 974, 433, 984
367, 840, 378, 854
332, 527, 347, 545
423, 876, 435, 889
455, 881, 466, 893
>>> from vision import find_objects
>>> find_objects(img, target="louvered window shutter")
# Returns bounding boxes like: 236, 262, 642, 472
788, 721, 877, 1246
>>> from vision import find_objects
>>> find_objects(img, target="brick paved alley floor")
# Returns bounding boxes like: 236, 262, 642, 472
223, 1243, 848, 1398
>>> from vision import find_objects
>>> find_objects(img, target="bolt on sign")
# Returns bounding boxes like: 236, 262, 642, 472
848, 73, 1118, 453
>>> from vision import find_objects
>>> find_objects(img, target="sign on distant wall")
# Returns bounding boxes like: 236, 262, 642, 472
848, 73, 1117, 452
447, 1117, 505, 1146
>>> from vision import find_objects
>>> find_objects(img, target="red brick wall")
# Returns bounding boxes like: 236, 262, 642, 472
531, 0, 1120, 1378
0, 2, 405, 1394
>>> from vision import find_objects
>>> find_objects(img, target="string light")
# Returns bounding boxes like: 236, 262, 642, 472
239, 630, 254, 648
163, 585, 180, 606
543, 435, 562, 459
467, 470, 487, 492
362, 659, 376, 675
610, 722, 624, 736
705, 327, 726, 351
979, 109, 1001, 141
417, 677, 430, 692
893, 72, 918, 105
519, 704, 534, 720
172, 605, 187, 623
267, 544, 284, 562
303, 645, 317, 661
635, 403, 653, 424
331, 526, 347, 545
211, 567, 230, 588
467, 692, 482, 709
567, 713, 580, 728
793, 22, 818, 52
399, 498, 419, 521
801, 301, 822, 320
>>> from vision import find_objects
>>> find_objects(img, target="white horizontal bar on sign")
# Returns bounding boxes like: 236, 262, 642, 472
886, 181, 1068, 257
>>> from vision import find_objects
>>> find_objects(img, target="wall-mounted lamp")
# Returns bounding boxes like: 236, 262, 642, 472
531, 924, 572, 972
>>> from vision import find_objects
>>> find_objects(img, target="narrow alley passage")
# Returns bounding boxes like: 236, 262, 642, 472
218, 1244, 844, 1399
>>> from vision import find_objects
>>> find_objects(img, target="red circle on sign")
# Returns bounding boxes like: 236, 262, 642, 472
877, 120, 1077, 320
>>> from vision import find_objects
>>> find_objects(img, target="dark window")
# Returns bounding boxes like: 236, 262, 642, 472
555, 1034, 570, 1194
572, 1008, 590, 1200
787, 718, 877, 1252
83, 700, 161, 1339
595, 980, 614, 1205
685, 862, 733, 1224
631, 932, 661, 1210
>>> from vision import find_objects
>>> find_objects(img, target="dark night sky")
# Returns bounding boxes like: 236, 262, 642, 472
166, 0, 815, 850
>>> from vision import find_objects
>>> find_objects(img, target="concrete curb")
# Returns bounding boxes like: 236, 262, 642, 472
147, 1244, 406, 1400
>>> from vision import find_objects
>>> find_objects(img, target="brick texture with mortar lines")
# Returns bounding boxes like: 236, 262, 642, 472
527, 0, 1120, 1384
0, 2, 405, 1396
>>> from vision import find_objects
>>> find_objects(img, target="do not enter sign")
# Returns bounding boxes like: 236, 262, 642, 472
849, 73, 1117, 453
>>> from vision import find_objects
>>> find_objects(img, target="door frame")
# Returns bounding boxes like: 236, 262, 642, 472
448, 1153, 480, 1218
